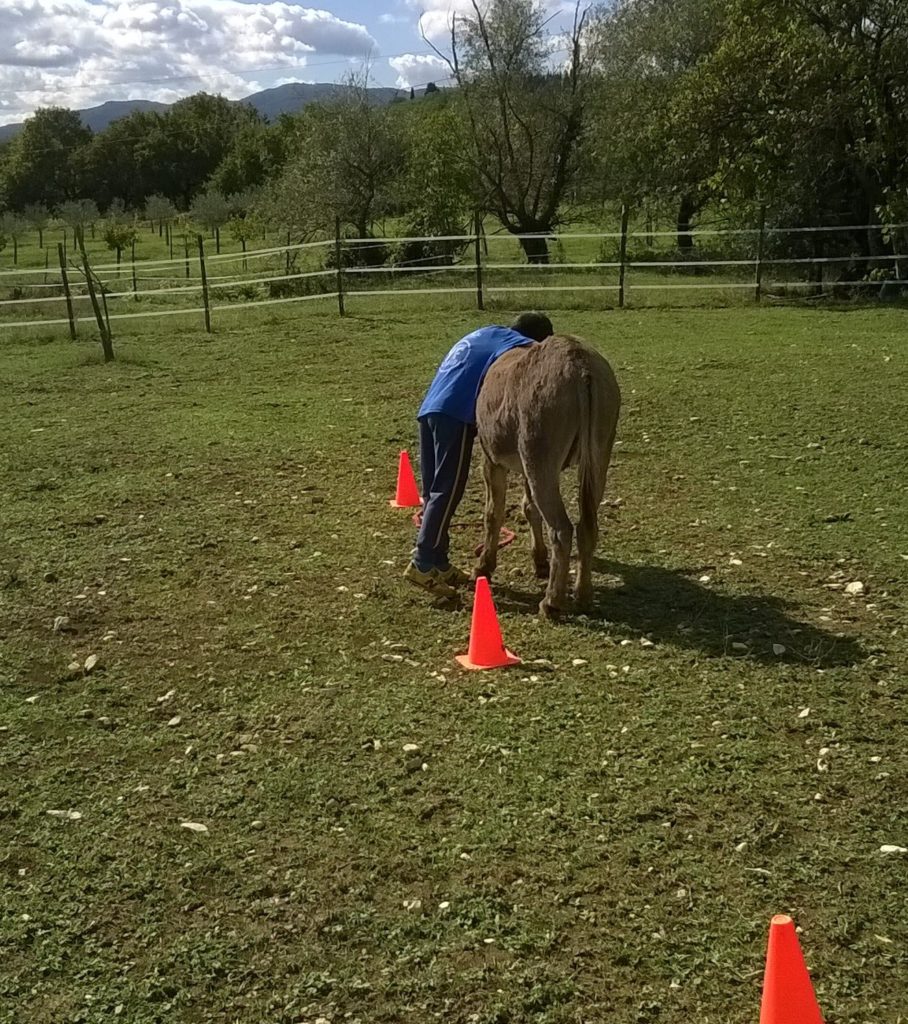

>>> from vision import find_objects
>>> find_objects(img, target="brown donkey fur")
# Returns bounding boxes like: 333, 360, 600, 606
474, 334, 621, 618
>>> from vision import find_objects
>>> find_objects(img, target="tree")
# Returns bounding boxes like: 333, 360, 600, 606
190, 190, 231, 253
58, 199, 100, 239
207, 119, 286, 196
429, 0, 594, 262
144, 194, 176, 235
389, 94, 473, 265
587, 0, 728, 250
82, 111, 169, 209
23, 203, 50, 248
3, 108, 91, 208
0, 212, 27, 264
267, 72, 402, 244
102, 219, 138, 273
166, 95, 265, 207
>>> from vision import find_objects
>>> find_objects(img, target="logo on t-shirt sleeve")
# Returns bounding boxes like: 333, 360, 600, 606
437, 338, 471, 374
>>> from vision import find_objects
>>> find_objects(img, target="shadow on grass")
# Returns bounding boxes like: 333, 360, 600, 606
493, 556, 865, 668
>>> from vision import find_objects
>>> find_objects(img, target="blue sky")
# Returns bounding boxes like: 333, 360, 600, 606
2, 0, 564, 125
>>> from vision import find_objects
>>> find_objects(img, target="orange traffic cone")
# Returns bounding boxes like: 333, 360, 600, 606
389, 450, 422, 508
759, 915, 825, 1024
456, 576, 521, 670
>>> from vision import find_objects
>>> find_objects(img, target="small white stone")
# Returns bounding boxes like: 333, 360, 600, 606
734, 841, 747, 852
879, 845, 907, 855
402, 743, 419, 752
699, 575, 711, 583
84, 654, 99, 673
772, 644, 786, 656
729, 558, 743, 566
167, 715, 182, 727
844, 581, 865, 597
571, 658, 588, 667
438, 901, 451, 910
798, 707, 810, 718
180, 821, 208, 833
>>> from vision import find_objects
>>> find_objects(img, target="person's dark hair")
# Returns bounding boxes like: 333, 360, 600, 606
511, 311, 553, 342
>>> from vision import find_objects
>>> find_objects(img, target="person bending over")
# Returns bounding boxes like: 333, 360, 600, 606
405, 311, 554, 598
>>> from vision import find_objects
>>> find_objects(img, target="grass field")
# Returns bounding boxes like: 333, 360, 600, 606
1, 304, 907, 1024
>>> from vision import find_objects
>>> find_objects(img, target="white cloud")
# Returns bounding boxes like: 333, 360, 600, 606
388, 53, 448, 89
413, 0, 575, 44
0, 0, 376, 124
378, 12, 409, 24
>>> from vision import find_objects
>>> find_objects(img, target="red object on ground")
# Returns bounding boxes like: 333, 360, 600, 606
455, 576, 521, 670
759, 915, 825, 1024
389, 450, 422, 508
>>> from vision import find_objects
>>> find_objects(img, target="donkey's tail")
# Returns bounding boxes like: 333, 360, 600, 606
577, 365, 600, 533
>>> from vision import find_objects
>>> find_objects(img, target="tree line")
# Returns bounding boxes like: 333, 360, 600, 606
1, 0, 906, 270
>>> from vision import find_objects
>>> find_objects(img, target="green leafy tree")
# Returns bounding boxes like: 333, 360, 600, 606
0, 212, 27, 264
268, 73, 402, 244
390, 96, 473, 265
190, 189, 231, 253
144, 194, 176, 235
431, 0, 594, 262
3, 108, 91, 208
102, 218, 139, 272
587, 0, 727, 249
23, 203, 50, 247
83, 111, 169, 209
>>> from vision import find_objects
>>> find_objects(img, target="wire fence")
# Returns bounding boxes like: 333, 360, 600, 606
2, 215, 907, 336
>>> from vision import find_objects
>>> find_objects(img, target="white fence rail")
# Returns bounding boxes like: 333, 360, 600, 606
1, 222, 906, 335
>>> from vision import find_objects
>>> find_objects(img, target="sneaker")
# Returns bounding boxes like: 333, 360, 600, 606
403, 562, 457, 600
436, 564, 471, 588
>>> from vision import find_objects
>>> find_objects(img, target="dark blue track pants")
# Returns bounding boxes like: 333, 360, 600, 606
414, 413, 476, 571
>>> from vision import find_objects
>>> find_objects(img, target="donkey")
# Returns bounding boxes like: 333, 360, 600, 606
474, 334, 621, 618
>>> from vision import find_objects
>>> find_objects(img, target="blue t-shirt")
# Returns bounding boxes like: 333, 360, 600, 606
418, 326, 534, 424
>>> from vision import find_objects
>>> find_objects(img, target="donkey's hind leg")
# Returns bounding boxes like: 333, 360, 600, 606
474, 455, 508, 581
522, 478, 549, 579
524, 464, 573, 620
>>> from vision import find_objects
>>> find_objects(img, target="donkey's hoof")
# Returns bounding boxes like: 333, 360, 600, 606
533, 560, 550, 580
539, 599, 564, 622
573, 587, 593, 611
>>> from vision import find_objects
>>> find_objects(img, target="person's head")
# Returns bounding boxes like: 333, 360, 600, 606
510, 311, 553, 342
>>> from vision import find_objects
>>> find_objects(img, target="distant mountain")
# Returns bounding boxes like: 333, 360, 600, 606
244, 82, 401, 120
0, 83, 406, 142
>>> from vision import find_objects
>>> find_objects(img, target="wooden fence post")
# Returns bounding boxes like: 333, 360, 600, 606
618, 204, 630, 309
474, 210, 485, 311
184, 235, 190, 279
131, 239, 138, 300
57, 243, 77, 341
754, 203, 767, 303
335, 218, 345, 317
79, 239, 114, 362
285, 229, 292, 276
197, 235, 212, 333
